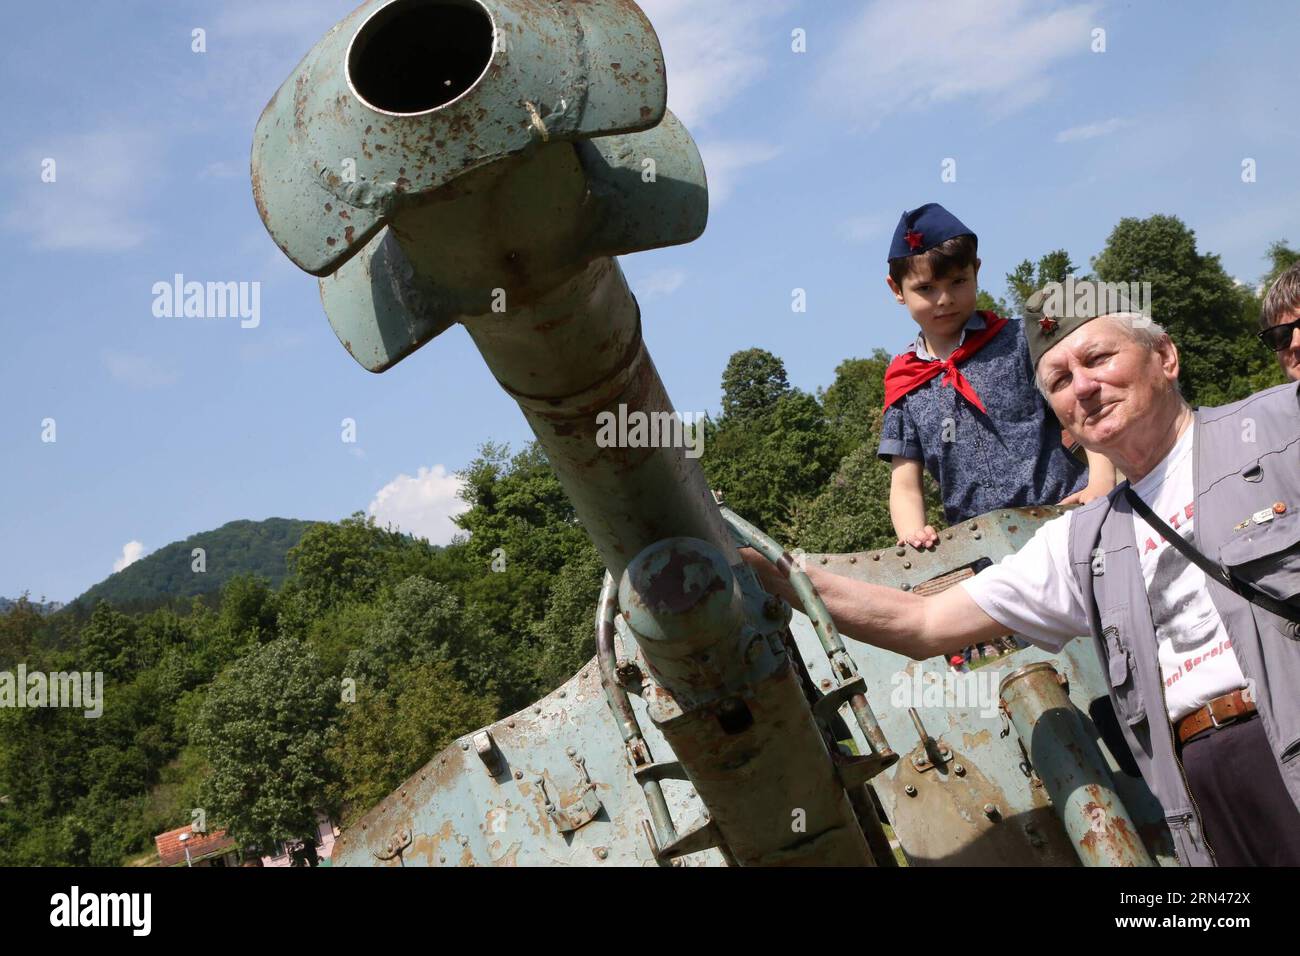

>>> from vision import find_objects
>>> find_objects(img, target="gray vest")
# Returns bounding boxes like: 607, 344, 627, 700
1067, 381, 1300, 867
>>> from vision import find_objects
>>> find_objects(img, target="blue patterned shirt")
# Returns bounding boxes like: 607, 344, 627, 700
877, 313, 1088, 524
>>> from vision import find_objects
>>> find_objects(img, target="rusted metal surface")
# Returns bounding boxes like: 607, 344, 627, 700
618, 537, 875, 866
720, 507, 897, 777
331, 662, 723, 866
887, 742, 1080, 866
789, 507, 1176, 866
252, 0, 668, 277
1000, 662, 1154, 866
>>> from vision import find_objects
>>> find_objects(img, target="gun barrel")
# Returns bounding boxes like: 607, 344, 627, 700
254, 0, 877, 866
1000, 663, 1153, 867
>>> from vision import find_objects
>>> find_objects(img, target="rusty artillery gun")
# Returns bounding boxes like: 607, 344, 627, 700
252, 0, 1174, 866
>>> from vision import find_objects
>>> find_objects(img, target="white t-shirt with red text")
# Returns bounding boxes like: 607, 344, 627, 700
959, 422, 1246, 721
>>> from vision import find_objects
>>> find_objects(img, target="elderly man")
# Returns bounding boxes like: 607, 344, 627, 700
744, 283, 1300, 866
1261, 261, 1300, 382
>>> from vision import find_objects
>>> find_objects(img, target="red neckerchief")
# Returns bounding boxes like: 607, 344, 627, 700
883, 312, 1008, 413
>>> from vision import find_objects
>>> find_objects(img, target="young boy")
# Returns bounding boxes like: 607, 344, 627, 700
877, 203, 1115, 551
1259, 260, 1300, 382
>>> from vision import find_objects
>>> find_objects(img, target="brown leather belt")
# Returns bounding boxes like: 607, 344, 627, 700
1175, 688, 1257, 745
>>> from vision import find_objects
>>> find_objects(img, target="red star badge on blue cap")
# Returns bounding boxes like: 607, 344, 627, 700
904, 229, 924, 251
1039, 315, 1058, 334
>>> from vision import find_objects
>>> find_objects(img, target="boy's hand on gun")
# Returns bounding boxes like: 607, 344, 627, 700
1057, 485, 1104, 506
1057, 450, 1118, 506
898, 525, 939, 550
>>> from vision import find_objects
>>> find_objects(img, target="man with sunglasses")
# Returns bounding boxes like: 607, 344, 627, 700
1260, 261, 1300, 381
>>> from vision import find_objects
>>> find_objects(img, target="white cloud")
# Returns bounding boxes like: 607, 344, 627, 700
113, 541, 147, 573
102, 350, 180, 389
368, 465, 469, 546
239, 331, 308, 363
199, 159, 243, 180
2, 128, 161, 252
814, 0, 1098, 129
1055, 117, 1133, 143
211, 0, 355, 41
638, 0, 792, 131
840, 215, 888, 243
699, 139, 782, 206
633, 269, 687, 300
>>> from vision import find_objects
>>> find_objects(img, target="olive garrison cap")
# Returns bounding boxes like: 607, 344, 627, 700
1023, 278, 1147, 369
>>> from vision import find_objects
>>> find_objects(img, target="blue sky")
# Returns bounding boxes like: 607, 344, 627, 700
2, 0, 1297, 603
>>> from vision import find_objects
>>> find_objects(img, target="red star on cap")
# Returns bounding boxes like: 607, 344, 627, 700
1039, 315, 1059, 334
904, 229, 924, 251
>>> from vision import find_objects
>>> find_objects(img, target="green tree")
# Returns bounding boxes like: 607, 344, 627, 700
192, 637, 335, 852
450, 442, 601, 708
280, 513, 406, 620
719, 348, 792, 421
817, 351, 890, 459
1005, 249, 1080, 318
975, 289, 1011, 317
454, 443, 590, 575
0, 595, 45, 669
218, 574, 278, 644
343, 577, 468, 691
530, 546, 606, 692
1262, 239, 1300, 290
1092, 215, 1275, 406
327, 661, 497, 823
783, 421, 945, 553
703, 384, 842, 534
703, 349, 842, 533
78, 602, 136, 679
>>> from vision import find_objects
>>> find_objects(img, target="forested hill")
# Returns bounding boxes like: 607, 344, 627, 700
71, 518, 316, 610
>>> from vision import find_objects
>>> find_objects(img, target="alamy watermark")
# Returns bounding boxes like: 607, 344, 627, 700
0, 665, 103, 718
1039, 277, 1152, 322
890, 666, 1002, 719
595, 404, 704, 459
152, 273, 261, 328
50, 886, 150, 936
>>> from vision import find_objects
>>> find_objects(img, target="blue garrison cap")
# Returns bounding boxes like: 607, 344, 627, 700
888, 203, 977, 261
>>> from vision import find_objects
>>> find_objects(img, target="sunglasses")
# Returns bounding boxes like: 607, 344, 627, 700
1258, 318, 1300, 352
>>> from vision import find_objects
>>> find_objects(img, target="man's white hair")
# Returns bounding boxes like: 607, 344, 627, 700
1034, 313, 1177, 399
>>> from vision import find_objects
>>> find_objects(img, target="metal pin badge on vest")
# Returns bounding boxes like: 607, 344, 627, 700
1236, 502, 1287, 530
1090, 547, 1105, 577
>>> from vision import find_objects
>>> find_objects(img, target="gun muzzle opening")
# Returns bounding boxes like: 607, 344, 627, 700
348, 0, 495, 115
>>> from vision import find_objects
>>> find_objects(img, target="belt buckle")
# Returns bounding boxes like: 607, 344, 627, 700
1208, 705, 1222, 730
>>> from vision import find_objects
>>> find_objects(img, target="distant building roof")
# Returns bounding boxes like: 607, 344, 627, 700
154, 825, 239, 867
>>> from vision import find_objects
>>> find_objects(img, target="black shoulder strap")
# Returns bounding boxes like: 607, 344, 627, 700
1124, 487, 1300, 627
